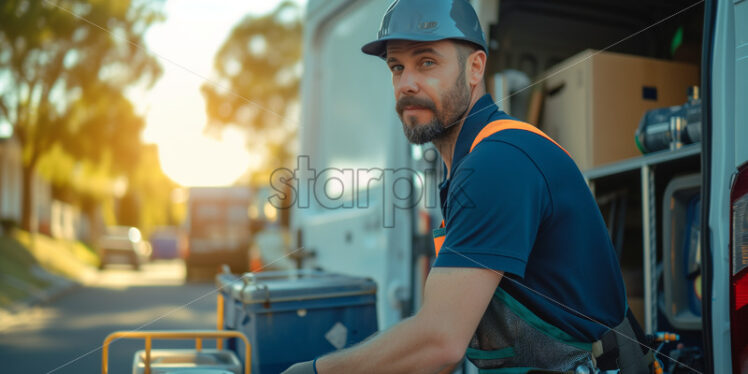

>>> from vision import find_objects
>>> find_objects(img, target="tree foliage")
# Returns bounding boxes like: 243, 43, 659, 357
201, 1, 302, 169
120, 144, 180, 237
0, 0, 163, 230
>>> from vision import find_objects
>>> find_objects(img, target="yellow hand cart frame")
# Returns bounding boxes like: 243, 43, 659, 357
102, 293, 250, 374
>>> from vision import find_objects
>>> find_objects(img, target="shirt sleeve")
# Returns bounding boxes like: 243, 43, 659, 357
432, 140, 552, 278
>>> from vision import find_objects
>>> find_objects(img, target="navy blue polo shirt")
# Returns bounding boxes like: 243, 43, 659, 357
433, 94, 627, 342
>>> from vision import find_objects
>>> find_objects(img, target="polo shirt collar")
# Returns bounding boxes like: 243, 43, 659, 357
439, 94, 498, 187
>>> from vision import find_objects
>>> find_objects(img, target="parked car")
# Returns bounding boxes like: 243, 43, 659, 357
149, 226, 187, 260
98, 226, 150, 270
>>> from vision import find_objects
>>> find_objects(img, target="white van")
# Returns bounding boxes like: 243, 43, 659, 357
289, 1, 747, 372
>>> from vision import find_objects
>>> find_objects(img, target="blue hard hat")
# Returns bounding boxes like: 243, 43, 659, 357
361, 0, 488, 60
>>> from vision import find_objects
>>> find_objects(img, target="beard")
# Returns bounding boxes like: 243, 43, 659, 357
395, 73, 471, 145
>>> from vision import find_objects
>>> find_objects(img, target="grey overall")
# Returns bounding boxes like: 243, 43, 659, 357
464, 286, 652, 374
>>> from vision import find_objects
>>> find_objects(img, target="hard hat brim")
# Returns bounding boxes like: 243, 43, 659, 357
361, 39, 389, 59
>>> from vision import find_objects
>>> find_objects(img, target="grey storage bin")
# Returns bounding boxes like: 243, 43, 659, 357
131, 349, 242, 374
162, 371, 233, 374
661, 173, 702, 330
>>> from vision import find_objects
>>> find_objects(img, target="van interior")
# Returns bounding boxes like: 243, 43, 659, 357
481, 1, 707, 372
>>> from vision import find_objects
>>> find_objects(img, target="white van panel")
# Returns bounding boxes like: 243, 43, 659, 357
709, 0, 748, 371
296, 0, 414, 328
735, 0, 748, 165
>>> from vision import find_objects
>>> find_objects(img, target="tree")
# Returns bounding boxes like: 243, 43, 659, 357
119, 144, 181, 237
201, 1, 302, 171
0, 0, 163, 231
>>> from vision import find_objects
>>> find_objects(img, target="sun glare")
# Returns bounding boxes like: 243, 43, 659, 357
158, 134, 252, 187
135, 0, 306, 187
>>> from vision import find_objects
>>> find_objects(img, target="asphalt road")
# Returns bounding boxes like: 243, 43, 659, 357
0, 260, 221, 374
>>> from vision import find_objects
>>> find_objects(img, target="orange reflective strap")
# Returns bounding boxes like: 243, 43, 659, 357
432, 219, 445, 257
469, 120, 571, 157
433, 233, 445, 257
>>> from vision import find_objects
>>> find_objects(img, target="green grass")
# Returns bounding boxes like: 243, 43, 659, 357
0, 235, 50, 307
0, 231, 98, 308
0, 234, 39, 267
13, 230, 99, 279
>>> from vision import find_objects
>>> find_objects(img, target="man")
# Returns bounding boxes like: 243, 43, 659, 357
284, 0, 651, 373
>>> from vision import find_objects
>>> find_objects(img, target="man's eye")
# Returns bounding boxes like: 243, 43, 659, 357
389, 64, 403, 72
422, 60, 435, 67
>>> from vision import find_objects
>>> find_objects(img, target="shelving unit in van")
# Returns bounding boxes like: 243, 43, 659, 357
583, 143, 701, 335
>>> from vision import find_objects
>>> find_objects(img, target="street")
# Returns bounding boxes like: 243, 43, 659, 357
0, 260, 220, 374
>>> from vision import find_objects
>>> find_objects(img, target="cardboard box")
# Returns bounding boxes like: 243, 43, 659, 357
627, 297, 646, 330
539, 50, 699, 171
621, 268, 646, 328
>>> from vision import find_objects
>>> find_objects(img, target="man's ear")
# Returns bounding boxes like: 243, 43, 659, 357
467, 50, 487, 87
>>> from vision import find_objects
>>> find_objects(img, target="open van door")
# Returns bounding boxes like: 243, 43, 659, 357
293, 0, 416, 329
702, 0, 748, 372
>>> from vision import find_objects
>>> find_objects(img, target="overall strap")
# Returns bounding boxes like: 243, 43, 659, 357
433, 119, 569, 258
470, 119, 571, 157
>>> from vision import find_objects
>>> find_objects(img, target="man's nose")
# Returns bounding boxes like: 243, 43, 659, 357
396, 68, 419, 96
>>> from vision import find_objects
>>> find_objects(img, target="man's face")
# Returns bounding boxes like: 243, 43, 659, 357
386, 40, 471, 144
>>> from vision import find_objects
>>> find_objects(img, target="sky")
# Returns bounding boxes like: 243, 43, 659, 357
134, 0, 305, 187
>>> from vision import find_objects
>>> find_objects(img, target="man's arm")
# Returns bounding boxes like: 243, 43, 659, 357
312, 266, 503, 373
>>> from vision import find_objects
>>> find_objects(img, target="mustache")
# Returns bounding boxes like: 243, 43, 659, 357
396, 96, 436, 116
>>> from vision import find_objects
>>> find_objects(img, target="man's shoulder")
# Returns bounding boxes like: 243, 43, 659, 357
459, 128, 544, 174
451, 137, 548, 197
468, 121, 575, 174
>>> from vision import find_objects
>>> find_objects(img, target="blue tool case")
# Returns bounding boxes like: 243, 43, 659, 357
216, 270, 378, 373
